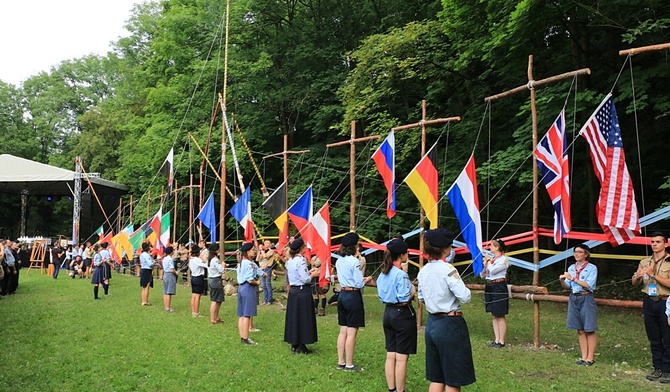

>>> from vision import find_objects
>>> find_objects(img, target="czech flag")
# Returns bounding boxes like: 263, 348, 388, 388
372, 130, 396, 219
446, 155, 484, 275
287, 186, 313, 235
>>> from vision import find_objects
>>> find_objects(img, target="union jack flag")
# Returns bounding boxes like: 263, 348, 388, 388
535, 110, 571, 244
579, 94, 640, 245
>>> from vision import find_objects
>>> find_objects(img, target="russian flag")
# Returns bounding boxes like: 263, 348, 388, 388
446, 155, 484, 275
231, 186, 254, 242
372, 130, 396, 219
287, 186, 313, 235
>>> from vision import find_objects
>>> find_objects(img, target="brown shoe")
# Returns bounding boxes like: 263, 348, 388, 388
317, 308, 325, 316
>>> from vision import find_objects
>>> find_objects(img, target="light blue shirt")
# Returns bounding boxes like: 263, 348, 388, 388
162, 255, 175, 273
140, 251, 154, 269
100, 249, 111, 263
286, 255, 311, 286
4, 249, 15, 267
335, 255, 364, 288
208, 256, 224, 278
92, 252, 102, 267
418, 260, 471, 313
377, 265, 412, 304
237, 258, 261, 284
567, 262, 597, 293
481, 254, 509, 280
189, 256, 207, 277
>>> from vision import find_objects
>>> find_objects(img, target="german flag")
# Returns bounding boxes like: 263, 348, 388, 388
403, 143, 439, 229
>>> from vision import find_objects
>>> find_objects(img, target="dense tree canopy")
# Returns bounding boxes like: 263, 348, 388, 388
1, 0, 669, 246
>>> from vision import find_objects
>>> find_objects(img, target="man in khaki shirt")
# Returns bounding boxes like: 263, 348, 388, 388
632, 232, 670, 383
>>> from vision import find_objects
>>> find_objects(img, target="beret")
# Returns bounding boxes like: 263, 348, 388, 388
574, 243, 590, 252
190, 245, 200, 254
424, 229, 453, 248
290, 238, 304, 251
342, 232, 359, 247
208, 243, 220, 252
386, 238, 408, 255
240, 242, 254, 252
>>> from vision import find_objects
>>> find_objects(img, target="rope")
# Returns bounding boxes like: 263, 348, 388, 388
233, 115, 268, 196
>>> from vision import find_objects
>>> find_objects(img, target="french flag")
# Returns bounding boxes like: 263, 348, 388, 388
287, 186, 313, 236
231, 186, 254, 242
446, 155, 484, 275
372, 130, 396, 218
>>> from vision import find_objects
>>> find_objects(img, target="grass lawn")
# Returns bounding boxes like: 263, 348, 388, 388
0, 270, 666, 391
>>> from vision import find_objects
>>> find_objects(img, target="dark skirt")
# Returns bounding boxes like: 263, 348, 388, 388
140, 269, 154, 288
209, 277, 224, 303
237, 282, 258, 317
102, 263, 112, 280
91, 266, 104, 284
484, 281, 509, 316
284, 285, 318, 345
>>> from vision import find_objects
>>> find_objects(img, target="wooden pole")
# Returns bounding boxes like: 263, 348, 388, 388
173, 179, 178, 246
117, 197, 123, 233
146, 190, 151, 220
619, 42, 670, 56
189, 174, 194, 245
129, 195, 133, 224
326, 121, 380, 231
391, 99, 461, 327
484, 55, 590, 348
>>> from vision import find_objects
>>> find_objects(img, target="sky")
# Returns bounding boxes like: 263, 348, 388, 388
0, 0, 140, 86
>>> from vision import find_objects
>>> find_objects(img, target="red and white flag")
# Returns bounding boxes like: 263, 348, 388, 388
579, 94, 640, 245
305, 202, 331, 288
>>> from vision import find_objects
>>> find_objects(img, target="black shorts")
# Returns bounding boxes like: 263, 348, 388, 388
191, 275, 206, 295
383, 305, 417, 355
140, 269, 153, 288
337, 290, 365, 328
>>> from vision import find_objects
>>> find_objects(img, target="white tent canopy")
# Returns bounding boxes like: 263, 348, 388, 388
0, 154, 128, 195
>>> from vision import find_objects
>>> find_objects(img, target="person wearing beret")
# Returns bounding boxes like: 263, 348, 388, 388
417, 229, 476, 391
560, 243, 598, 366
480, 238, 510, 348
90, 244, 103, 300
377, 238, 416, 392
237, 242, 263, 345
284, 238, 320, 353
99, 241, 113, 296
188, 245, 208, 318
207, 244, 225, 324
335, 232, 373, 372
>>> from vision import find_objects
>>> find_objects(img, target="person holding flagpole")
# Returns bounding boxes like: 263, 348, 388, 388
237, 242, 263, 345
335, 232, 373, 372
481, 238, 510, 348
284, 238, 319, 353
140, 242, 156, 306
560, 243, 598, 366
188, 245, 208, 318
377, 237, 416, 392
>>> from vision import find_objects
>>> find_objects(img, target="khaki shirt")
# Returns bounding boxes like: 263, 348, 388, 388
638, 254, 670, 296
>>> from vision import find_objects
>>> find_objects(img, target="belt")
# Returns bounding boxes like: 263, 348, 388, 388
431, 311, 463, 317
487, 278, 507, 283
342, 287, 360, 291
571, 291, 592, 296
386, 302, 410, 307
645, 294, 669, 302
290, 285, 306, 289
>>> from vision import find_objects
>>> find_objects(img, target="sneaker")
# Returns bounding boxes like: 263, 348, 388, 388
318, 308, 325, 316
495, 342, 505, 348
660, 372, 670, 383
581, 360, 595, 366
249, 328, 261, 332
576, 359, 585, 365
192, 312, 203, 318
647, 368, 663, 381
336, 364, 346, 370
241, 338, 258, 346
487, 341, 499, 348
344, 365, 363, 372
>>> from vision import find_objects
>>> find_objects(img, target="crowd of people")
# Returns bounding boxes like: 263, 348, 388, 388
4, 229, 670, 390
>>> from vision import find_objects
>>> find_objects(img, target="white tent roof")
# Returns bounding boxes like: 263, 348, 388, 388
0, 154, 129, 195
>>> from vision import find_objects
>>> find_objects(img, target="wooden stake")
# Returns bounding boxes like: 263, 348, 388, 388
619, 42, 670, 56
484, 55, 590, 348
326, 121, 380, 231
391, 99, 461, 327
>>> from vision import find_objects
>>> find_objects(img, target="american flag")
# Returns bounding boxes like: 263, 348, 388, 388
535, 109, 571, 244
579, 94, 640, 245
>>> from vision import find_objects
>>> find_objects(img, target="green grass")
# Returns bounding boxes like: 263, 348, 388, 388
0, 271, 667, 391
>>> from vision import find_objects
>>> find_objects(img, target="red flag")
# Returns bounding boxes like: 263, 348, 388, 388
305, 202, 331, 288
579, 94, 640, 245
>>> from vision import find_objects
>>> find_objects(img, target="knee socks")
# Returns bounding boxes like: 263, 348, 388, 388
321, 298, 326, 309
314, 298, 319, 309
94, 286, 99, 299
103, 283, 109, 295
